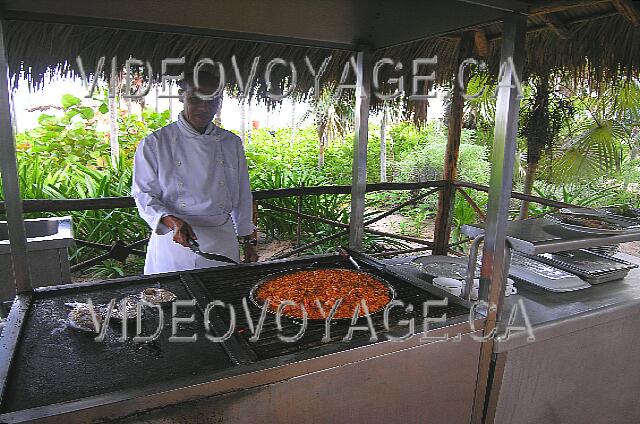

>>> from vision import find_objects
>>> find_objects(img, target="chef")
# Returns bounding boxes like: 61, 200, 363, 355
132, 69, 258, 275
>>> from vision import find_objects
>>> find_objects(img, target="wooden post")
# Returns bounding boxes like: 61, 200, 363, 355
240, 97, 246, 144
247, 97, 252, 144
433, 31, 475, 255
380, 106, 388, 183
252, 200, 259, 242
108, 83, 120, 168
291, 100, 296, 145
0, 17, 31, 295
154, 85, 159, 112
348, 48, 373, 251
168, 84, 173, 118
296, 183, 303, 248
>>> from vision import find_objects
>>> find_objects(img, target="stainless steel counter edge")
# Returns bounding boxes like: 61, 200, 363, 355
0, 294, 31, 404
0, 216, 73, 254
32, 253, 340, 295
494, 298, 640, 353
0, 318, 483, 423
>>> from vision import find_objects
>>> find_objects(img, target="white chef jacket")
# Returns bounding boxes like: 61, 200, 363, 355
132, 113, 255, 274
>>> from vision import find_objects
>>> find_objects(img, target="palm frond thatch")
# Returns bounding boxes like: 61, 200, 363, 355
4, 3, 640, 107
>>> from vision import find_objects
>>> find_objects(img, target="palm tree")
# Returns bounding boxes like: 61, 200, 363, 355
551, 79, 640, 183
214, 92, 223, 126
290, 100, 296, 145
380, 106, 388, 182
108, 84, 119, 167
518, 74, 568, 219
379, 99, 403, 182
240, 97, 246, 144
302, 86, 354, 169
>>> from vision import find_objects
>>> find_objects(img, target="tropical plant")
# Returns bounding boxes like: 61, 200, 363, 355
550, 78, 640, 182
518, 74, 572, 218
302, 86, 355, 168
379, 99, 404, 182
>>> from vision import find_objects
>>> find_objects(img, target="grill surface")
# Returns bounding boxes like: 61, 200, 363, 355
196, 255, 468, 361
3, 255, 467, 414
2, 278, 233, 413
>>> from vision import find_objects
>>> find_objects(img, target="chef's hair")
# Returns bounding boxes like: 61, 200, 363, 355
179, 68, 222, 94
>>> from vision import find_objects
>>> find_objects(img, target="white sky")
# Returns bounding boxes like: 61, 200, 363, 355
11, 75, 444, 133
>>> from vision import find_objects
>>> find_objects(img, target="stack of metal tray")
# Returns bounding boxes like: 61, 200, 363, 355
509, 252, 591, 292
529, 249, 638, 284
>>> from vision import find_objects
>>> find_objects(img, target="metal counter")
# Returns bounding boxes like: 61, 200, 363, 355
385, 252, 640, 423
0, 254, 484, 424
495, 252, 640, 351
485, 252, 640, 424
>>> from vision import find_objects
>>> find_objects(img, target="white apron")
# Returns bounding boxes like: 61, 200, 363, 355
144, 217, 240, 275
133, 113, 255, 275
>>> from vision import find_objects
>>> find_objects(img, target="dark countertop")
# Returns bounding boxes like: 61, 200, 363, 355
2, 277, 234, 413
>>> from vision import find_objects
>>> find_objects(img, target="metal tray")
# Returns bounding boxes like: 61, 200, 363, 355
547, 213, 639, 235
600, 205, 640, 221
249, 267, 396, 321
532, 250, 638, 284
509, 253, 590, 292
411, 255, 478, 279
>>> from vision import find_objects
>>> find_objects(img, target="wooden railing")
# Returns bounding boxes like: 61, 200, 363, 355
0, 180, 578, 274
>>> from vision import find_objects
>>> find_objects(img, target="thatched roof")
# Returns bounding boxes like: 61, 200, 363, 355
4, 19, 353, 102
4, 0, 640, 102
379, 1, 640, 86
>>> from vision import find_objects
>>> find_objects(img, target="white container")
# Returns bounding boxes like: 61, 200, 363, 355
470, 278, 517, 300
433, 277, 463, 297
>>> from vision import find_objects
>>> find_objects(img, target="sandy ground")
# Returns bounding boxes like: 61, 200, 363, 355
620, 241, 640, 257
256, 238, 295, 261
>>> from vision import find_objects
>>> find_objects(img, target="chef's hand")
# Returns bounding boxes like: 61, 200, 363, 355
161, 215, 196, 248
243, 244, 259, 263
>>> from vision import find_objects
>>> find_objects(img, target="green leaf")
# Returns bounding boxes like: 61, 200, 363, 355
79, 107, 95, 120
99, 103, 109, 114
61, 94, 82, 110
37, 114, 59, 126
64, 110, 81, 123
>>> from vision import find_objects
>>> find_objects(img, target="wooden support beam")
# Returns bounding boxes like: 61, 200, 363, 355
474, 30, 490, 58
0, 17, 31, 295
530, 0, 609, 16
0, 181, 447, 213
440, 2, 614, 42
541, 13, 572, 39
486, 10, 619, 41
456, 187, 486, 221
611, 0, 640, 26
348, 48, 373, 251
432, 31, 475, 255
455, 180, 581, 209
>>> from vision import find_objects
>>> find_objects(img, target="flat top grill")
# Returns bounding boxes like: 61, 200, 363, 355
3, 278, 233, 413
2, 255, 467, 414
195, 255, 468, 361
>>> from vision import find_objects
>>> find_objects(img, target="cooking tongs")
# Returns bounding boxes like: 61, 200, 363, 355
339, 247, 386, 272
187, 238, 238, 264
